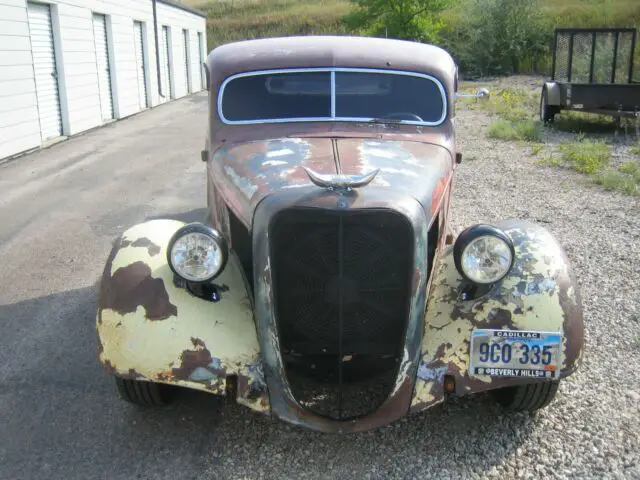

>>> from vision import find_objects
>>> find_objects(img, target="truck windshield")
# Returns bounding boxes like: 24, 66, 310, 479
219, 68, 447, 126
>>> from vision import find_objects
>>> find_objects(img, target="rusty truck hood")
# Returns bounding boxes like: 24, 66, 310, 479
210, 137, 454, 224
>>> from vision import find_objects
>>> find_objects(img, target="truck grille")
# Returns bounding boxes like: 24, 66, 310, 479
270, 208, 414, 420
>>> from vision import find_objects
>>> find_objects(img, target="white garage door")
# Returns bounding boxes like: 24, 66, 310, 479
133, 21, 148, 109
27, 2, 62, 142
92, 13, 114, 120
182, 29, 190, 94
160, 26, 173, 101
198, 32, 205, 90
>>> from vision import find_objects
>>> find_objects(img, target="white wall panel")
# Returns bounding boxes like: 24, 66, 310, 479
190, 32, 201, 92
54, 4, 100, 135
110, 15, 140, 118
92, 13, 114, 120
133, 21, 148, 109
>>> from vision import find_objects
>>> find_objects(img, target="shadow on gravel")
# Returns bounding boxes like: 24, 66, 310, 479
145, 207, 209, 224
0, 282, 537, 479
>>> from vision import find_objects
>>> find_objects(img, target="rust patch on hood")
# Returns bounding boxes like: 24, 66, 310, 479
212, 138, 336, 223
334, 138, 453, 218
101, 261, 177, 321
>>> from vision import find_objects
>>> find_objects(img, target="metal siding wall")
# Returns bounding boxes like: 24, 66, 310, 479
56, 4, 101, 135
92, 13, 114, 120
133, 21, 147, 109
160, 25, 172, 101
156, 2, 207, 95
182, 29, 190, 94
0, 2, 41, 159
1, 0, 206, 160
196, 31, 204, 91
27, 2, 63, 141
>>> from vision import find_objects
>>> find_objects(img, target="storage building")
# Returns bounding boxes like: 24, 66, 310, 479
0, 0, 207, 160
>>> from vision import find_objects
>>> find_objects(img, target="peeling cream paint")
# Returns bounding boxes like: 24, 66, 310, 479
410, 224, 583, 410
99, 219, 267, 412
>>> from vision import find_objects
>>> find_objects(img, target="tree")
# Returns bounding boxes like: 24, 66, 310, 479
443, 0, 551, 77
343, 0, 452, 44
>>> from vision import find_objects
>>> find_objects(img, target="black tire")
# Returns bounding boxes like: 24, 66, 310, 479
491, 380, 560, 412
114, 377, 173, 407
540, 88, 560, 124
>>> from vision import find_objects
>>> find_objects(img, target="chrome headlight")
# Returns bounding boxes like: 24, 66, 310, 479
453, 225, 515, 284
167, 223, 229, 282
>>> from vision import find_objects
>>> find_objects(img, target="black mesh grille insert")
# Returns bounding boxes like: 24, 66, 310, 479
270, 208, 414, 420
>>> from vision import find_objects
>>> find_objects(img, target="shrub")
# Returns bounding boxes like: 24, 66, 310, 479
343, 0, 450, 43
558, 139, 611, 174
441, 0, 551, 77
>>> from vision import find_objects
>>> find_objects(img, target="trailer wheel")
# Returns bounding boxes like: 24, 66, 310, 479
491, 380, 560, 412
115, 377, 174, 407
540, 88, 560, 124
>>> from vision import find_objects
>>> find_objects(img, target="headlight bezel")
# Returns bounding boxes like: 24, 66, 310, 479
167, 222, 229, 283
453, 224, 515, 285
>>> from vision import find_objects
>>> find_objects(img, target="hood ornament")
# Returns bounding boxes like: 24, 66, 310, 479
303, 167, 379, 191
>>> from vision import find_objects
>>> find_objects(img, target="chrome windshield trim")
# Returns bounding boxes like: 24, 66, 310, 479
217, 67, 448, 126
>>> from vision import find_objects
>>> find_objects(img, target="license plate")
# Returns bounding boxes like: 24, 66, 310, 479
470, 329, 562, 380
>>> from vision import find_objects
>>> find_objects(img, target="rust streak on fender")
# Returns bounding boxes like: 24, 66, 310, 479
171, 338, 227, 381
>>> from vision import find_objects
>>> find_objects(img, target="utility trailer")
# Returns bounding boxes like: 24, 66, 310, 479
540, 28, 640, 124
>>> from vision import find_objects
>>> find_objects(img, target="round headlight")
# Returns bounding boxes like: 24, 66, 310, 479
167, 223, 229, 282
453, 224, 515, 285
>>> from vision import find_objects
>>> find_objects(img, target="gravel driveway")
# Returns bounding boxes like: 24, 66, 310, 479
447, 77, 640, 479
0, 80, 638, 480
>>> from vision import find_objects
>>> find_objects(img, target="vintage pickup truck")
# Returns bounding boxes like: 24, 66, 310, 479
97, 36, 584, 433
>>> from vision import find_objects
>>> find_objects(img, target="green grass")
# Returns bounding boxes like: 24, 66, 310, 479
619, 160, 640, 183
488, 119, 542, 142
540, 141, 638, 195
631, 142, 640, 157
558, 138, 611, 174
595, 170, 639, 195
553, 111, 619, 134
183, 0, 640, 58
189, 0, 351, 50
544, 0, 640, 27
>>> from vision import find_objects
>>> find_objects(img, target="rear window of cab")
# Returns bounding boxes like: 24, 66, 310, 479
218, 68, 447, 126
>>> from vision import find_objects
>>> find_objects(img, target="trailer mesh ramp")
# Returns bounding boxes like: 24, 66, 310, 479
553, 29, 636, 84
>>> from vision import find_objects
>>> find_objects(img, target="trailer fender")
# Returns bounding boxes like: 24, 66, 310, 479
96, 219, 268, 413
543, 82, 562, 106
411, 220, 584, 411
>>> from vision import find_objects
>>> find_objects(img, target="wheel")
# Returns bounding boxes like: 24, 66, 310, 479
114, 376, 174, 407
540, 88, 560, 124
491, 380, 560, 412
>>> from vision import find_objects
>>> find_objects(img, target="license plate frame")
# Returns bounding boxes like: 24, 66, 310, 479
469, 329, 563, 380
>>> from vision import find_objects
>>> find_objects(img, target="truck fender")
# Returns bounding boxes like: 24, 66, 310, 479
411, 220, 584, 411
543, 82, 562, 106
96, 219, 268, 412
